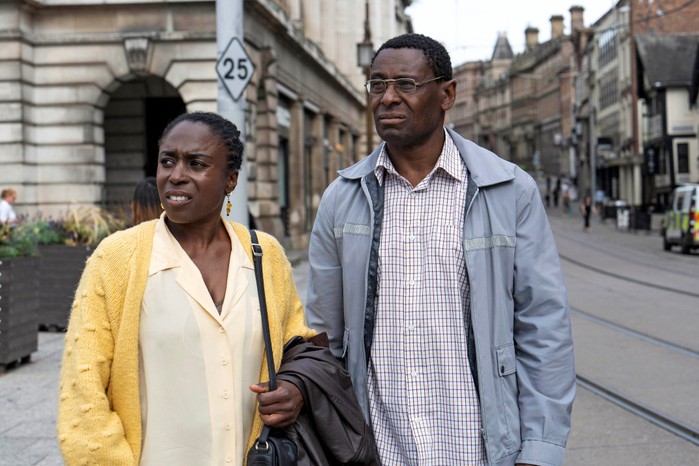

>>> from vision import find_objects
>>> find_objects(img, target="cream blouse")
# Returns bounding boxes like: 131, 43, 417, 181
138, 216, 263, 465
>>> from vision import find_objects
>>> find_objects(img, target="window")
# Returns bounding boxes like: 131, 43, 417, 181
598, 28, 618, 68
677, 142, 689, 173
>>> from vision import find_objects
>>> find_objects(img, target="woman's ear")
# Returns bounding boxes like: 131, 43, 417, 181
227, 170, 239, 194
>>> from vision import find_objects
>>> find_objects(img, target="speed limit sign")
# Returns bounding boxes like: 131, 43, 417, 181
216, 37, 255, 101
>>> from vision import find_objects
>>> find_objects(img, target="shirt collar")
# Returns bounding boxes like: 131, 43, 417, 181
374, 128, 465, 185
148, 213, 254, 276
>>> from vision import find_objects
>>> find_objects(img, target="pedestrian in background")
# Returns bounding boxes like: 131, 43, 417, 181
562, 186, 571, 216
306, 33, 575, 466
580, 194, 593, 232
131, 176, 163, 225
57, 112, 314, 465
0, 188, 18, 224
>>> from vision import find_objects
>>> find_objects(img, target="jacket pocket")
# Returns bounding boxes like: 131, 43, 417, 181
496, 342, 516, 376
495, 342, 519, 451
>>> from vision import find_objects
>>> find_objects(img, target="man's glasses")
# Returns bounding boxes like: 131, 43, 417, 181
365, 76, 444, 95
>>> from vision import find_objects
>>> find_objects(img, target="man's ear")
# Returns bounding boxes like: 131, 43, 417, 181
441, 79, 457, 111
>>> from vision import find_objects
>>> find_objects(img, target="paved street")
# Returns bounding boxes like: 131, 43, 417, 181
1, 204, 698, 464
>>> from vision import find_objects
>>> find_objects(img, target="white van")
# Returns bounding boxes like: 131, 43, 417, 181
662, 184, 699, 254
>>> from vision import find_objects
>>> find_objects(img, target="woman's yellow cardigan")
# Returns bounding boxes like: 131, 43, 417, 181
57, 220, 314, 465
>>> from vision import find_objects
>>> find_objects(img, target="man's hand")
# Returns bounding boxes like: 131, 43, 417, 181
249, 380, 303, 428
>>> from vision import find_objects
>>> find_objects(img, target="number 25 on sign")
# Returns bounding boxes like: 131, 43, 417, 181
216, 37, 255, 101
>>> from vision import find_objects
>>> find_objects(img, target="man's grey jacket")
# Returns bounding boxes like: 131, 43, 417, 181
306, 127, 575, 466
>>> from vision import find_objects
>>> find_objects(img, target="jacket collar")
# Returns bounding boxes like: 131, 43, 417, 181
338, 126, 515, 188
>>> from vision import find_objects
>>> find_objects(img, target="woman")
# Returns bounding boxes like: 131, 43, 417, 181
131, 177, 162, 225
57, 112, 314, 465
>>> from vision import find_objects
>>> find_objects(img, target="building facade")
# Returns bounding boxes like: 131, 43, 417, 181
0, 0, 411, 249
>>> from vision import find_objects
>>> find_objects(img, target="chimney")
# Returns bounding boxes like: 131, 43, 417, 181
550, 15, 564, 39
570, 5, 585, 32
525, 26, 539, 51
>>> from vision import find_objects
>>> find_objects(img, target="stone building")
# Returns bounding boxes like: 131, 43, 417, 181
508, 11, 579, 178
473, 32, 513, 157
576, 0, 638, 205
0, 0, 412, 249
575, 0, 699, 208
450, 60, 480, 139
451, 33, 513, 154
452, 7, 585, 182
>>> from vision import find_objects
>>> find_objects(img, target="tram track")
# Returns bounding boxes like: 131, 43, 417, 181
571, 307, 699, 359
559, 253, 699, 299
576, 374, 699, 447
572, 306, 699, 446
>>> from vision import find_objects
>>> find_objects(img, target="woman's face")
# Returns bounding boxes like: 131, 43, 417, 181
156, 120, 237, 226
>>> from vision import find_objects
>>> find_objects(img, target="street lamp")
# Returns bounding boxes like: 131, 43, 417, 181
357, 0, 373, 155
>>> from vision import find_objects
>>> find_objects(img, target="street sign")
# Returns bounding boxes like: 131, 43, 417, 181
216, 37, 255, 102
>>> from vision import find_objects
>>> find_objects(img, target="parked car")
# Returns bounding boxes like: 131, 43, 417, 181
662, 184, 699, 254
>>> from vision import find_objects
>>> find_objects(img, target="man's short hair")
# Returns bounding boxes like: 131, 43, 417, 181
372, 33, 453, 81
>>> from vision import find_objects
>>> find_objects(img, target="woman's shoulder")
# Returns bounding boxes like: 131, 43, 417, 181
93, 221, 156, 259
228, 221, 287, 260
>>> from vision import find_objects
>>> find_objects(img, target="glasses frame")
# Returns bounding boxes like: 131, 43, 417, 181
365, 76, 445, 95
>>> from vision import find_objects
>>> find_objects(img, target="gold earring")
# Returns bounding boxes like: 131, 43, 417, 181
226, 194, 232, 216
160, 202, 164, 210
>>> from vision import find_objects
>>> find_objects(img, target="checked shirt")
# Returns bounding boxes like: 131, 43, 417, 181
367, 131, 486, 465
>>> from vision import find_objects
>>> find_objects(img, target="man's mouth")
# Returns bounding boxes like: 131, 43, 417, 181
379, 114, 405, 124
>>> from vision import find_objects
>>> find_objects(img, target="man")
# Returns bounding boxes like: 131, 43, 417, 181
306, 33, 575, 466
0, 188, 17, 224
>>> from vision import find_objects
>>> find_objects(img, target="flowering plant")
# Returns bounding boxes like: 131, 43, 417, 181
0, 207, 127, 258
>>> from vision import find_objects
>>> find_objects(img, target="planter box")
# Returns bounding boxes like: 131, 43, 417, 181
0, 257, 40, 367
37, 245, 92, 331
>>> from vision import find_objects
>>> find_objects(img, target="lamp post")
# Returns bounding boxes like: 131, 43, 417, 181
356, 0, 374, 155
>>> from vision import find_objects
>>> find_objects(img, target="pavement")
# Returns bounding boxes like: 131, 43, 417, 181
1, 202, 697, 465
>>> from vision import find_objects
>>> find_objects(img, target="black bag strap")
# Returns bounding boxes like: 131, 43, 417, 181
250, 229, 276, 447
250, 229, 277, 391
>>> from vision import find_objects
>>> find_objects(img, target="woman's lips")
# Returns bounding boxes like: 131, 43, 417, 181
165, 193, 191, 205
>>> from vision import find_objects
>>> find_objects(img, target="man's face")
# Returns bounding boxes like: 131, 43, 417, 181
370, 48, 454, 150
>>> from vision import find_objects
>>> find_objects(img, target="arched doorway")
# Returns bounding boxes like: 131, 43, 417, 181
102, 76, 186, 209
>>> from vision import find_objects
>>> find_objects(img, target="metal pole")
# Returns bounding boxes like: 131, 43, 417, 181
363, 0, 373, 155
217, 0, 248, 226
365, 66, 373, 155
589, 105, 597, 199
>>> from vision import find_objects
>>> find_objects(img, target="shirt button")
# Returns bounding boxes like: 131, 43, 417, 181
224, 423, 232, 431
407, 324, 416, 331
408, 235, 416, 241
225, 455, 232, 463
223, 390, 230, 399
408, 279, 416, 286
218, 327, 225, 333
221, 359, 228, 366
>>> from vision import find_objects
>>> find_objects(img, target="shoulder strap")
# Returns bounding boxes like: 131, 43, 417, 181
250, 229, 277, 391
